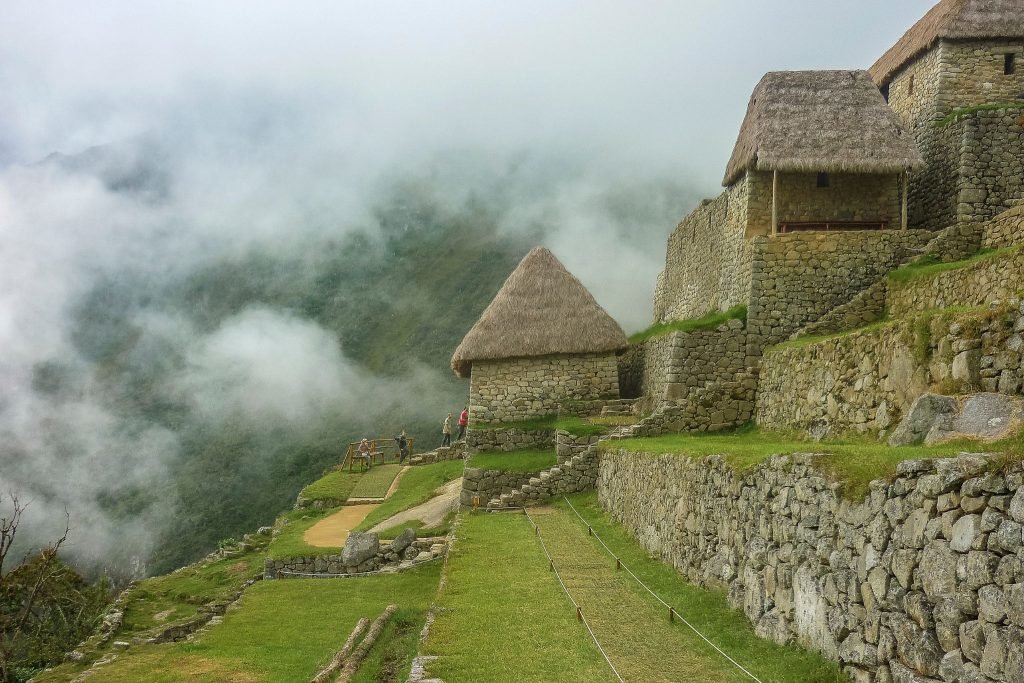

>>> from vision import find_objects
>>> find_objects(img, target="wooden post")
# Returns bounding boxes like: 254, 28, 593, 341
771, 170, 779, 237
901, 171, 909, 230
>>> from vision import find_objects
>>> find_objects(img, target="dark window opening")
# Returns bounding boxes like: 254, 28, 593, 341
816, 172, 830, 188
907, 75, 914, 95
880, 83, 890, 102
1006, 53, 1017, 76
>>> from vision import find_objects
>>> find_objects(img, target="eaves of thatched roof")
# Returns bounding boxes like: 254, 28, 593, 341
870, 0, 1024, 87
450, 247, 628, 377
722, 70, 924, 187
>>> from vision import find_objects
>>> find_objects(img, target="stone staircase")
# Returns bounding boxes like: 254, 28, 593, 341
599, 398, 639, 417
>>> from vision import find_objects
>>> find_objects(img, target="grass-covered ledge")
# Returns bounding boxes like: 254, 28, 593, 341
886, 244, 1018, 284
628, 304, 746, 344
467, 448, 557, 473
602, 425, 1021, 500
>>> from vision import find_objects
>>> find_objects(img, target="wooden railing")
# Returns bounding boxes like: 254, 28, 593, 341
342, 437, 415, 471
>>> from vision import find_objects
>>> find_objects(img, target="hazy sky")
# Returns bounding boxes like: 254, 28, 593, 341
2, 1, 934, 177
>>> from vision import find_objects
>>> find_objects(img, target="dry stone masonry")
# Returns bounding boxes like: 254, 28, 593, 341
598, 449, 1024, 683
468, 353, 619, 424
264, 531, 447, 579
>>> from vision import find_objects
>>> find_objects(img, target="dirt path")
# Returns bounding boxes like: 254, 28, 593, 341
531, 506, 747, 682
304, 504, 380, 548
368, 477, 462, 533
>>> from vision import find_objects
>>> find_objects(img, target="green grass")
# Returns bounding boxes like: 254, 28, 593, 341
467, 448, 557, 473
297, 469, 362, 504
348, 464, 402, 499
422, 512, 618, 682
266, 508, 340, 560
354, 460, 465, 533
557, 494, 845, 682
629, 304, 746, 344
770, 318, 898, 353
887, 246, 1010, 284
936, 101, 1024, 127
71, 565, 442, 682
605, 424, 1017, 500
554, 415, 610, 437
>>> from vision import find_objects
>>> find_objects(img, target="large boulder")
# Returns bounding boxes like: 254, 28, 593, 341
341, 532, 379, 567
889, 394, 957, 446
390, 527, 417, 554
889, 393, 1024, 447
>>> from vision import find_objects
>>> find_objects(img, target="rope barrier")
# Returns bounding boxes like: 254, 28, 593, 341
561, 497, 765, 683
522, 507, 626, 683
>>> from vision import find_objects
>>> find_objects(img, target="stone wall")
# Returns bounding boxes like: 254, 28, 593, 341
556, 430, 600, 465
460, 465, 551, 507
265, 536, 447, 579
757, 303, 1024, 436
746, 230, 934, 355
746, 171, 903, 234
598, 449, 1024, 682
887, 248, 1024, 317
984, 206, 1024, 251
466, 426, 554, 453
620, 320, 748, 412
656, 181, 751, 322
410, 442, 467, 465
468, 353, 619, 424
887, 40, 1024, 230
952, 108, 1024, 227
485, 443, 601, 509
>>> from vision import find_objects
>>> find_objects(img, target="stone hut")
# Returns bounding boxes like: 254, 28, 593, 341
725, 70, 925, 238
870, 0, 1024, 228
451, 246, 628, 426
654, 70, 928, 325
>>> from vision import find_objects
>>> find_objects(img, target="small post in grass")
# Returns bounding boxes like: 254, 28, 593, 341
588, 525, 593, 536
669, 607, 675, 623
615, 558, 621, 571
576, 606, 583, 622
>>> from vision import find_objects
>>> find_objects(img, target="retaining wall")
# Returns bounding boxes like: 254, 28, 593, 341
757, 303, 1024, 436
887, 248, 1024, 317
264, 537, 446, 579
598, 449, 1024, 683
466, 427, 555, 452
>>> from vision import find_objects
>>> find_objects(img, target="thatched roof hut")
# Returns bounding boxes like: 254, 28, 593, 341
722, 70, 924, 187
870, 0, 1024, 87
451, 247, 628, 378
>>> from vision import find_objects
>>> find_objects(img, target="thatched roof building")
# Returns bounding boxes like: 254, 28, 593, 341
722, 70, 924, 187
870, 0, 1024, 87
451, 247, 628, 378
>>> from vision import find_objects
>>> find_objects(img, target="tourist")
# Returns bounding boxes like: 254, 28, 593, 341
395, 430, 409, 464
441, 413, 452, 447
457, 406, 468, 441
357, 437, 372, 469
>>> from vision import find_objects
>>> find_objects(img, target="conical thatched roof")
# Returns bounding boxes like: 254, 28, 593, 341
450, 247, 628, 377
870, 0, 1024, 87
722, 70, 924, 187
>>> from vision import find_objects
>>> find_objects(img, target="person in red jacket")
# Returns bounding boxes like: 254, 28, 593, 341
457, 406, 468, 441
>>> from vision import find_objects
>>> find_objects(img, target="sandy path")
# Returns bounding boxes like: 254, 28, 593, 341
303, 503, 379, 548
368, 477, 463, 533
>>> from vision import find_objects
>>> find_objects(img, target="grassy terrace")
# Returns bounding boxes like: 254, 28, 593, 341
886, 245, 1016, 284
557, 494, 844, 682
422, 513, 619, 682
60, 565, 442, 683
348, 463, 402, 499
297, 469, 362, 504
629, 304, 746, 344
267, 507, 339, 559
467, 448, 557, 473
354, 459, 465, 534
604, 425, 1019, 499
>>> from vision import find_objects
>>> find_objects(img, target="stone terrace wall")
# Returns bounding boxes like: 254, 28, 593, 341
757, 303, 1024, 436
461, 466, 549, 507
598, 449, 1024, 683
619, 320, 748, 413
657, 181, 751, 323
556, 430, 600, 466
984, 206, 1024, 251
466, 427, 554, 453
265, 537, 446, 579
746, 230, 934, 356
952, 108, 1024, 227
468, 353, 619, 424
887, 248, 1024, 317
